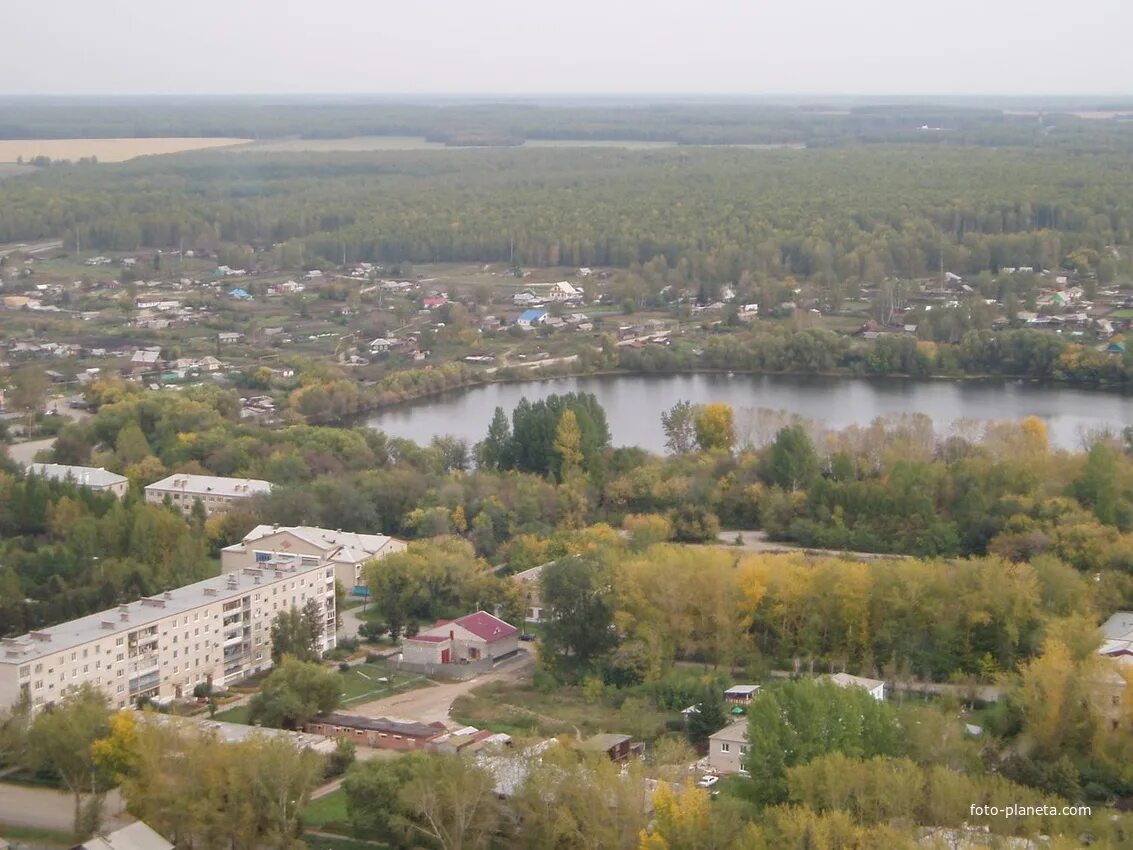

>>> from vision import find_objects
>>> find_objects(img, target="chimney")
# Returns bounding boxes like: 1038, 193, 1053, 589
449, 631, 454, 641
101, 620, 115, 630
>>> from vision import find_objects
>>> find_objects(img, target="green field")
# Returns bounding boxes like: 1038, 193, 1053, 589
213, 703, 252, 724
302, 788, 350, 831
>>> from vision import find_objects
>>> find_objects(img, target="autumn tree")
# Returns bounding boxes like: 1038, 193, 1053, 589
694, 403, 736, 452
661, 400, 698, 455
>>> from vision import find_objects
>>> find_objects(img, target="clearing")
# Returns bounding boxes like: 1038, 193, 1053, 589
0, 138, 249, 163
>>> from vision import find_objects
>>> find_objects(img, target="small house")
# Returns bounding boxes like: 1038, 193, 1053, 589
825, 672, 886, 701
708, 718, 750, 775
724, 684, 761, 705
579, 733, 640, 763
401, 611, 518, 667
516, 309, 548, 329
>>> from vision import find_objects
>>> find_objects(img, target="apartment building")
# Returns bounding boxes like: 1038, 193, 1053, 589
144, 473, 272, 517
0, 560, 335, 712
221, 525, 408, 592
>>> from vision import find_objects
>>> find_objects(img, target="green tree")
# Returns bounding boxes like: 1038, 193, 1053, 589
760, 424, 819, 492
114, 421, 152, 467
9, 365, 49, 431
661, 400, 698, 455
248, 658, 341, 730
477, 406, 512, 470
269, 605, 323, 664
541, 555, 617, 676
26, 683, 111, 838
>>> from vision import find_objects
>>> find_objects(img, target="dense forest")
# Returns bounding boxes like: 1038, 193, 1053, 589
3, 97, 1133, 148
2, 144, 1132, 289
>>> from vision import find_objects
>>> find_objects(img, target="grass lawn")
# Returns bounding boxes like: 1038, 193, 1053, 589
1108, 308, 1133, 319
451, 681, 675, 741
213, 704, 252, 724
0, 822, 74, 848
338, 661, 434, 708
302, 788, 350, 831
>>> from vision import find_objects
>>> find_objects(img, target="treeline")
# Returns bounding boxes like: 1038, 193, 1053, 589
4, 97, 1132, 148
620, 326, 1133, 388
2, 145, 1133, 285
0, 469, 212, 635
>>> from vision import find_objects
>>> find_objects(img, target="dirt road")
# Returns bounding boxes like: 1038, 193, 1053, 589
351, 649, 533, 727
717, 530, 909, 561
0, 783, 131, 833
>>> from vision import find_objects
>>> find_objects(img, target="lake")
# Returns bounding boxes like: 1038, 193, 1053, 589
366, 373, 1133, 452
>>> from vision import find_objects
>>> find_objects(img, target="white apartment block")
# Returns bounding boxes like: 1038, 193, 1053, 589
221, 525, 408, 591
145, 474, 272, 517
0, 560, 335, 713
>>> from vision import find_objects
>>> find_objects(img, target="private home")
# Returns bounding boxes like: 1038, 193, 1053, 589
129, 348, 163, 376
401, 611, 518, 667
579, 733, 641, 763
71, 821, 173, 850
217, 332, 243, 344
369, 337, 395, 354
0, 559, 335, 711
825, 672, 887, 701
724, 684, 761, 705
305, 713, 446, 751
221, 524, 407, 593
516, 309, 548, 329
144, 474, 272, 517
547, 280, 582, 301
511, 564, 548, 623
423, 295, 448, 309
708, 718, 750, 775
1099, 612, 1133, 663
27, 463, 129, 498
512, 290, 539, 306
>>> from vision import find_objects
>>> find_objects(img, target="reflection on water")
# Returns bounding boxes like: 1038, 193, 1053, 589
367, 373, 1133, 452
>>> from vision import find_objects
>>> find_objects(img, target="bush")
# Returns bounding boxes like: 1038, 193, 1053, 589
533, 668, 558, 693
338, 662, 352, 672
337, 636, 360, 652
325, 737, 356, 778
365, 652, 383, 663
193, 682, 212, 699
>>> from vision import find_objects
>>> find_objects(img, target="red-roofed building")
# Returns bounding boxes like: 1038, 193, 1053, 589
401, 610, 518, 667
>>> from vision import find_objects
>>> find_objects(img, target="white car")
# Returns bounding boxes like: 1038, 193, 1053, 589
696, 775, 719, 789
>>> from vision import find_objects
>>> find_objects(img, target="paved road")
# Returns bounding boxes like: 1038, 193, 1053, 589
6, 436, 55, 467
350, 649, 534, 728
0, 240, 62, 258
0, 783, 131, 833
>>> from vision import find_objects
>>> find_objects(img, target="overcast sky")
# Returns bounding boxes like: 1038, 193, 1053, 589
4, 0, 1132, 96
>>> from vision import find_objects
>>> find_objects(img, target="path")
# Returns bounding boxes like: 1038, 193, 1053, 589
6, 406, 91, 468
716, 529, 910, 561
350, 649, 533, 727
0, 783, 131, 834
0, 240, 61, 258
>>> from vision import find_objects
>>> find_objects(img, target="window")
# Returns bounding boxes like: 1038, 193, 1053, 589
740, 745, 749, 754
116, 638, 124, 647
19, 665, 30, 678
720, 743, 730, 753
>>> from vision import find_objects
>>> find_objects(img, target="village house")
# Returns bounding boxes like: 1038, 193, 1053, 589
129, 348, 163, 376
401, 611, 518, 667
221, 524, 407, 592
516, 309, 548, 329
217, 332, 243, 344
708, 718, 750, 775
724, 684, 761, 705
512, 290, 539, 306
511, 564, 548, 623
579, 733, 642, 763
546, 280, 582, 301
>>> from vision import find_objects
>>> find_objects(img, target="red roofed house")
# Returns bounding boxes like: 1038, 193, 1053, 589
423, 295, 448, 309
401, 611, 518, 666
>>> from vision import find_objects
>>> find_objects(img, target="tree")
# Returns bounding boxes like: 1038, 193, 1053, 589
9, 365, 48, 430
541, 555, 618, 676
269, 605, 322, 664
0, 691, 31, 767
694, 403, 736, 452
248, 658, 341, 730
760, 424, 819, 492
553, 409, 584, 480
398, 754, 501, 850
114, 421, 152, 467
26, 683, 111, 837
477, 406, 512, 470
661, 400, 698, 455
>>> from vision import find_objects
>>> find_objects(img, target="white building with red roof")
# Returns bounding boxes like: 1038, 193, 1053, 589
401, 611, 518, 667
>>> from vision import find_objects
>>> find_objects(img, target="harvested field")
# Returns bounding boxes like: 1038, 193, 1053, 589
0, 137, 249, 162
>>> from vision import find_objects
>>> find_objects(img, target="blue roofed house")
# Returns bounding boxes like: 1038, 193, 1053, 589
228, 288, 252, 300
517, 309, 548, 329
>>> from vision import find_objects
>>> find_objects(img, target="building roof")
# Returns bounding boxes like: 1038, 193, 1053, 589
724, 684, 761, 697
316, 713, 445, 740
27, 463, 128, 487
74, 821, 173, 850
145, 474, 272, 499
709, 718, 749, 743
227, 525, 404, 564
1, 561, 327, 665
580, 733, 632, 752
827, 672, 886, 693
518, 309, 547, 322
447, 611, 517, 643
1101, 612, 1133, 641
404, 633, 449, 643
